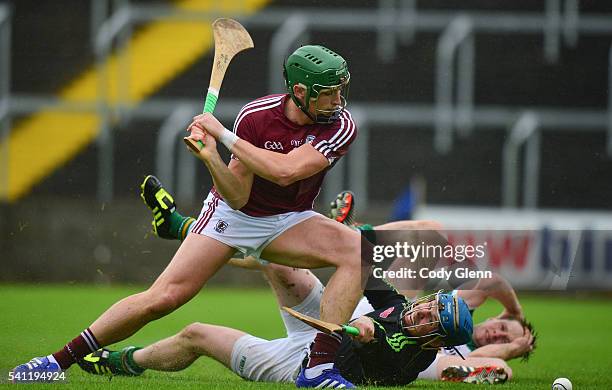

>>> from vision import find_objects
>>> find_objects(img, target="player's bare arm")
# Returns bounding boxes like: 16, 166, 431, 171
457, 273, 523, 320
188, 126, 253, 209
231, 142, 329, 187
206, 158, 253, 210
373, 220, 444, 231
188, 112, 329, 187
469, 331, 534, 360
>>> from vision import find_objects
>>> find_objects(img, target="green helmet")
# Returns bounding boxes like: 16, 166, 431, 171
283, 45, 350, 124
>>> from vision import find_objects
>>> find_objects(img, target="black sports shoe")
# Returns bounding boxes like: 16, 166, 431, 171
79, 347, 143, 377
78, 349, 130, 376
328, 191, 356, 226
140, 175, 176, 239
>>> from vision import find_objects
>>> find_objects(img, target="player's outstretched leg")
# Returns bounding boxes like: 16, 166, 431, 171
140, 175, 195, 240
79, 324, 246, 377
328, 190, 355, 226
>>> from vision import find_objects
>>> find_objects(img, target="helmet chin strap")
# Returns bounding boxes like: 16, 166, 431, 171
300, 104, 319, 124
289, 94, 317, 124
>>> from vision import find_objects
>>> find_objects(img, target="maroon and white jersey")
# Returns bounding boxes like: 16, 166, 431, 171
214, 94, 357, 217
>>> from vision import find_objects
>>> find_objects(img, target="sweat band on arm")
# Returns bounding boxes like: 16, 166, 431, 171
220, 128, 239, 151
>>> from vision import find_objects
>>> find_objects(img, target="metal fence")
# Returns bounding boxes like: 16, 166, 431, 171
2, 1, 612, 208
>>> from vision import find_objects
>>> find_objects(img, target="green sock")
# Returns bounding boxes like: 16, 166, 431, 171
107, 351, 130, 375
169, 211, 185, 239
160, 209, 195, 241
177, 217, 196, 241
114, 346, 145, 376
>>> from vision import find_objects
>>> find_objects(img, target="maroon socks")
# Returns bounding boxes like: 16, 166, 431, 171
307, 332, 341, 368
52, 328, 100, 369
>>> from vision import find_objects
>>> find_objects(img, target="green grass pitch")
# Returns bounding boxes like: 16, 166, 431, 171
1, 284, 610, 389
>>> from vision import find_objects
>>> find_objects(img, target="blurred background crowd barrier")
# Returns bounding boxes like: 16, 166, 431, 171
1, 0, 611, 289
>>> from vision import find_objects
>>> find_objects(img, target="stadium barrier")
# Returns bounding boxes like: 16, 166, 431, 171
416, 206, 612, 290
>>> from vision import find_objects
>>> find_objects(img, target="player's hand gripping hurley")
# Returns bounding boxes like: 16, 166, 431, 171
184, 18, 254, 153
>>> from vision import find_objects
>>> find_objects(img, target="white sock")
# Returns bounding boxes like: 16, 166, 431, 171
304, 362, 334, 379
46, 355, 59, 366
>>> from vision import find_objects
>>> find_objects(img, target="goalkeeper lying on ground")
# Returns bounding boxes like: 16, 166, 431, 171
78, 176, 534, 385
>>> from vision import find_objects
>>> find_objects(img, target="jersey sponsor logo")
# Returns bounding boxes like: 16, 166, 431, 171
379, 306, 395, 318
264, 141, 284, 150
215, 220, 229, 234
385, 332, 418, 352
291, 139, 303, 147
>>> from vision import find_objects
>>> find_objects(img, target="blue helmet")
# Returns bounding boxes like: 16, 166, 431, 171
401, 290, 473, 348
437, 292, 473, 347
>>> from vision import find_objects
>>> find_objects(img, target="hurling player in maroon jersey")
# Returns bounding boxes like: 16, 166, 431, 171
184, 45, 361, 388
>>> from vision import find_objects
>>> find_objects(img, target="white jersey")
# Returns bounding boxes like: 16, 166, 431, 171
440, 343, 473, 357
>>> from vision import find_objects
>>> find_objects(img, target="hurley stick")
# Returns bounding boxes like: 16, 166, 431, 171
282, 306, 360, 336
184, 18, 254, 153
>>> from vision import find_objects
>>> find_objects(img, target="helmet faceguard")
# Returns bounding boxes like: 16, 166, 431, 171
309, 81, 350, 124
400, 291, 473, 349
283, 45, 350, 124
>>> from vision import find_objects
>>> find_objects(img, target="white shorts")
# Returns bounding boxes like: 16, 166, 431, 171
229, 281, 375, 383
229, 280, 323, 382
191, 192, 318, 260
